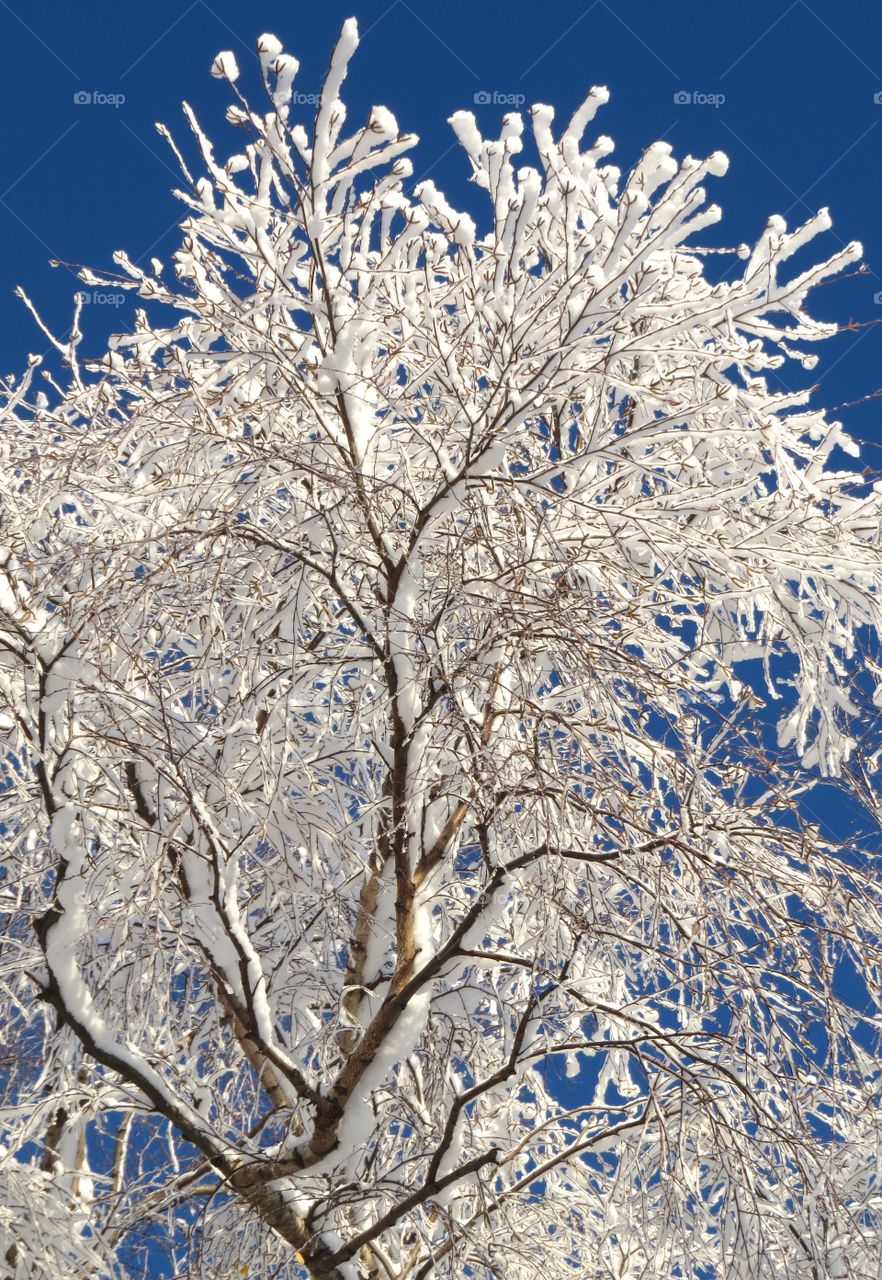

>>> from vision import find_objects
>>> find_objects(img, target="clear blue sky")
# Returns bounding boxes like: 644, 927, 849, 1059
1, 0, 880, 840
1, 1, 880, 423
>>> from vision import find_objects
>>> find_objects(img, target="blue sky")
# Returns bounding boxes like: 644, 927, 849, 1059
0, 0, 880, 416
1, 0, 880, 841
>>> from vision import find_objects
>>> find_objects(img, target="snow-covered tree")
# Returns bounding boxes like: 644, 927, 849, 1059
2, 19, 882, 1279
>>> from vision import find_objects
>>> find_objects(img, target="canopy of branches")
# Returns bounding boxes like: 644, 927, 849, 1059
2, 19, 882, 1280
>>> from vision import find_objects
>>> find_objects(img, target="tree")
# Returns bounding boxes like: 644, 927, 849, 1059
2, 18, 882, 1279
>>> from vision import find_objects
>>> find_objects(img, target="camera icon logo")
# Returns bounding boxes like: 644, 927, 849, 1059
674, 91, 692, 105
474, 90, 491, 105
874, 91, 882, 105
874, 290, 882, 304
73, 90, 92, 105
